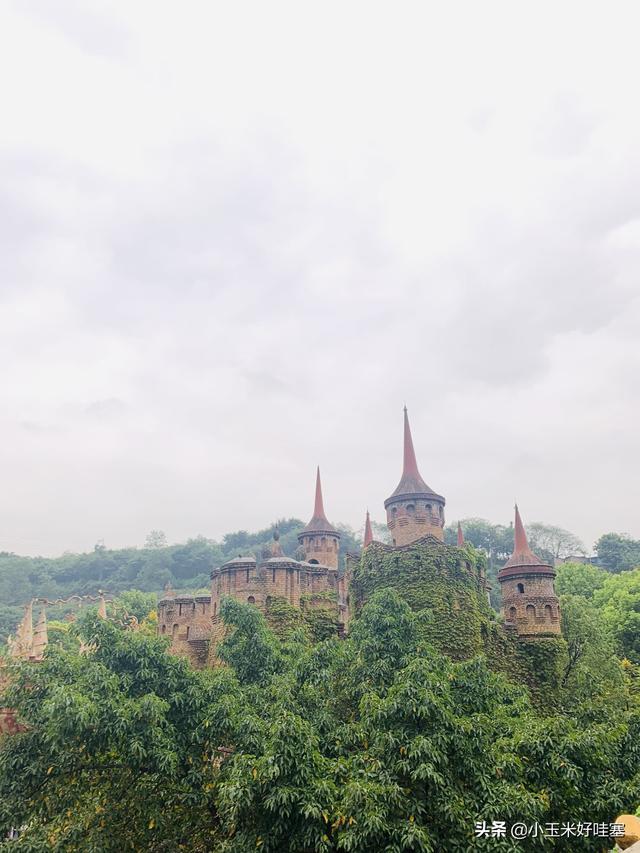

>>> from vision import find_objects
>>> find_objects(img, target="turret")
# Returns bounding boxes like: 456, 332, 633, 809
385, 407, 445, 545
498, 505, 560, 637
298, 467, 340, 568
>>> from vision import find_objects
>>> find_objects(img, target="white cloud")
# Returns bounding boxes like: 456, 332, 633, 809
1, 0, 639, 555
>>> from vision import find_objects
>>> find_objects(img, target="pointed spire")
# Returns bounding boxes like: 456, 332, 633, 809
364, 510, 373, 547
313, 466, 326, 520
303, 467, 337, 533
457, 521, 465, 547
503, 504, 547, 568
402, 406, 420, 480
387, 407, 440, 500
32, 608, 48, 659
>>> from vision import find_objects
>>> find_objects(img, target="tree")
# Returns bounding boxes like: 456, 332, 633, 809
2, 592, 640, 851
526, 523, 586, 563
144, 530, 168, 550
595, 533, 640, 573
555, 561, 607, 599
594, 568, 640, 664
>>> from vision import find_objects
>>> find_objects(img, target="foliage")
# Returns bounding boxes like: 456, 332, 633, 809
555, 562, 640, 665
1, 591, 639, 852
350, 539, 493, 660
593, 569, 640, 665
555, 562, 607, 598
595, 532, 640, 573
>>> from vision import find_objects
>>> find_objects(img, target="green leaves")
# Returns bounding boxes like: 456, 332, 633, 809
1, 592, 639, 851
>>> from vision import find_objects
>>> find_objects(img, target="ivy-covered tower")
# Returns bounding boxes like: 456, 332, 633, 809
298, 467, 340, 568
498, 505, 561, 637
384, 407, 446, 545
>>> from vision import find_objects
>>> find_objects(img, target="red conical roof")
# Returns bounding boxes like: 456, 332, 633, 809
457, 521, 465, 546
363, 510, 373, 547
503, 505, 548, 568
385, 407, 443, 504
303, 467, 338, 534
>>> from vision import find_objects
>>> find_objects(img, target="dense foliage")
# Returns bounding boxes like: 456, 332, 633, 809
1, 589, 639, 852
556, 562, 640, 665
594, 533, 640, 573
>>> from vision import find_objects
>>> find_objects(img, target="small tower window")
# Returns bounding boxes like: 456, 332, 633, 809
544, 604, 553, 619
508, 606, 517, 621
172, 624, 179, 638
185, 626, 190, 639
526, 604, 536, 619
246, 568, 250, 583
161, 624, 166, 634
247, 596, 255, 604
406, 504, 415, 514
426, 503, 432, 513
517, 583, 525, 594
391, 507, 398, 515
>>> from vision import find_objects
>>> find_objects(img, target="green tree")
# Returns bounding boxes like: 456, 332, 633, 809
2, 591, 639, 851
595, 532, 640, 573
144, 530, 168, 550
594, 568, 640, 664
555, 561, 607, 598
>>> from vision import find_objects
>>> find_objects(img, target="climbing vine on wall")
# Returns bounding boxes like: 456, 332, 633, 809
350, 540, 493, 660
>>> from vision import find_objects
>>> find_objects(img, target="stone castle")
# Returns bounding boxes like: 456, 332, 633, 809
157, 408, 561, 666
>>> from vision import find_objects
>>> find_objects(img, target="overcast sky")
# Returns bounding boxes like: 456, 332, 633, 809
1, 1, 639, 557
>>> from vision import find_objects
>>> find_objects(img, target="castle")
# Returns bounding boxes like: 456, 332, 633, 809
157, 408, 561, 666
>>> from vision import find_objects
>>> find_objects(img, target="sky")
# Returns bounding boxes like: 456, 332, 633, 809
1, 1, 639, 557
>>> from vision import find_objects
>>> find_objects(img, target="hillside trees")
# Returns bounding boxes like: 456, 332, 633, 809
595, 533, 640, 573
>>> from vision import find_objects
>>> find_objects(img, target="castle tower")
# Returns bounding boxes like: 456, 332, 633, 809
384, 407, 446, 545
498, 505, 561, 637
298, 467, 340, 568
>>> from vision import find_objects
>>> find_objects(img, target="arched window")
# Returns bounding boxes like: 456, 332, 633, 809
517, 583, 525, 594
526, 604, 536, 619
406, 504, 415, 514
309, 558, 319, 565
426, 503, 432, 513
266, 596, 272, 607
391, 507, 398, 516
247, 596, 256, 604
544, 604, 553, 619
508, 606, 517, 621
321, 537, 326, 548
161, 624, 166, 634
172, 623, 179, 638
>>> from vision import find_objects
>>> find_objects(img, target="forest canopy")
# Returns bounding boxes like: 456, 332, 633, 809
1, 588, 639, 852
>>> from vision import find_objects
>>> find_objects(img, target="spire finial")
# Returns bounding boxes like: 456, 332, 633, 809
364, 509, 373, 547
313, 466, 327, 521
402, 407, 420, 479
